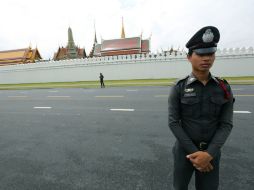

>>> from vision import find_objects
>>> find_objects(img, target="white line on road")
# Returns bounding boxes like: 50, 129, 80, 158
234, 111, 252, 113
234, 95, 254, 97
110, 109, 135, 112
48, 90, 59, 93
8, 96, 27, 98
154, 95, 168, 97
95, 96, 124, 98
126, 89, 138, 92
232, 88, 243, 91
47, 96, 70, 98
33, 107, 52, 109
83, 89, 94, 92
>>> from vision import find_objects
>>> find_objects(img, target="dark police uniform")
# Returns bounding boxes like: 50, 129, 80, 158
168, 26, 234, 190
100, 73, 105, 88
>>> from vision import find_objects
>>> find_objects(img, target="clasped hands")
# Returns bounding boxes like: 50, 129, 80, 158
186, 151, 213, 173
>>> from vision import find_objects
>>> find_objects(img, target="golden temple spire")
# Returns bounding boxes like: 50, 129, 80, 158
121, 17, 125, 38
94, 21, 98, 44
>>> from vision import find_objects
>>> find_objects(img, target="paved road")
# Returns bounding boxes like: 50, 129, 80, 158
0, 85, 253, 190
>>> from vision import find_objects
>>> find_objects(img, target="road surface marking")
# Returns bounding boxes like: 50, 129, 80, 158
95, 96, 124, 98
126, 89, 138, 92
33, 107, 52, 109
47, 96, 70, 98
232, 88, 243, 91
48, 90, 58, 93
234, 111, 251, 113
8, 96, 27, 98
234, 95, 254, 97
154, 95, 168, 97
110, 109, 135, 111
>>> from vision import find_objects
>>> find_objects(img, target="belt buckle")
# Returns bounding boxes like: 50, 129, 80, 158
199, 142, 207, 151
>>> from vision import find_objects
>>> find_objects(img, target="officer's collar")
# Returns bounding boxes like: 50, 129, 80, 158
186, 73, 219, 85
186, 73, 198, 85
211, 74, 220, 84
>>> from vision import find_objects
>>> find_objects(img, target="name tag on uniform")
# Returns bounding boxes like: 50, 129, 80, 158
184, 88, 196, 97
184, 93, 197, 97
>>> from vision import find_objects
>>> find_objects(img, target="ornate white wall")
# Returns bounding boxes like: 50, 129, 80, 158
0, 47, 253, 84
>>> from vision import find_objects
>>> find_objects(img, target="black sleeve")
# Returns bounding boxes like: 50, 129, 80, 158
168, 84, 199, 154
207, 85, 234, 157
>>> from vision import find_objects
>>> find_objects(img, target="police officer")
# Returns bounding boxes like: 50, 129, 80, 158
168, 26, 234, 190
99, 73, 105, 88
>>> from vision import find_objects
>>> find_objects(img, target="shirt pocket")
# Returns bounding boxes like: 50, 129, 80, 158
180, 97, 200, 118
210, 97, 228, 116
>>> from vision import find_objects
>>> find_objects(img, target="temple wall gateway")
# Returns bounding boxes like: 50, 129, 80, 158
0, 47, 253, 84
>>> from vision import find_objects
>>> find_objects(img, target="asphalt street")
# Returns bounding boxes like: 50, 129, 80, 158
0, 85, 253, 190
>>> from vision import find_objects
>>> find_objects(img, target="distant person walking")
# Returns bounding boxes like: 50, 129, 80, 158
99, 73, 105, 88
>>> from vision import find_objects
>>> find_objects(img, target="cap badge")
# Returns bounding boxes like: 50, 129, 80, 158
202, 29, 214, 43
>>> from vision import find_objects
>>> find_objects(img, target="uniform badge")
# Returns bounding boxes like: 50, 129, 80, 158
185, 88, 194, 93
202, 29, 214, 43
189, 77, 195, 82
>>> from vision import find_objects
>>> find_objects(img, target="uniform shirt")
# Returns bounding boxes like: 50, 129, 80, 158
168, 73, 234, 158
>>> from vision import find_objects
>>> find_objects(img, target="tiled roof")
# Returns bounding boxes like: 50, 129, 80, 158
0, 48, 27, 61
101, 37, 141, 52
53, 47, 85, 60
0, 48, 42, 65
141, 40, 150, 52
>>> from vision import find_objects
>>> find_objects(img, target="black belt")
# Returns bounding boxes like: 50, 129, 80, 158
193, 141, 209, 151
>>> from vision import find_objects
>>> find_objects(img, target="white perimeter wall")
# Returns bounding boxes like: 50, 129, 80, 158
0, 48, 254, 84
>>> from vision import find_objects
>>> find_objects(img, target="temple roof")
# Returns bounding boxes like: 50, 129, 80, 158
141, 40, 150, 52
0, 48, 42, 65
89, 18, 151, 57
101, 37, 141, 52
53, 46, 85, 61
0, 49, 26, 60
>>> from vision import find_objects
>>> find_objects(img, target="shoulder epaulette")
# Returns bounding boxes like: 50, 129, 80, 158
215, 76, 223, 81
222, 78, 229, 84
216, 77, 231, 99
215, 77, 229, 85
174, 76, 189, 85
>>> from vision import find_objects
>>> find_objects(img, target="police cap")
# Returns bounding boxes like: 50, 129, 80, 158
186, 26, 220, 54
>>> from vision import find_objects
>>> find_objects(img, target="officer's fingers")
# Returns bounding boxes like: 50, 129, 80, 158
208, 163, 214, 171
202, 164, 213, 173
187, 152, 198, 159
193, 163, 198, 168
190, 158, 199, 166
197, 167, 207, 172
193, 163, 203, 170
186, 155, 192, 159
198, 165, 210, 172
188, 157, 195, 162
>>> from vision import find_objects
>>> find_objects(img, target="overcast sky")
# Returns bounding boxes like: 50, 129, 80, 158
1, 0, 253, 59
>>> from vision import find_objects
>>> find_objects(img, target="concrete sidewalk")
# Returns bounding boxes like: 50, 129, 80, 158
0, 80, 253, 90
